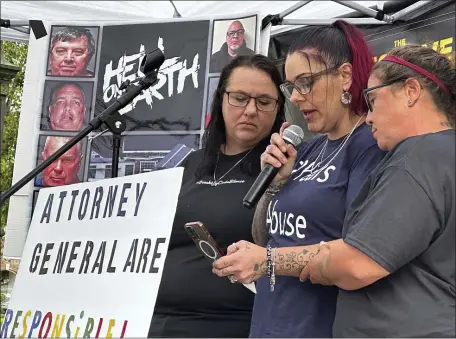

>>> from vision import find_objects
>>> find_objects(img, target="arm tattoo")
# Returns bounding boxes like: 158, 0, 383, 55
251, 194, 273, 246
251, 182, 285, 246
253, 259, 267, 277
274, 247, 320, 276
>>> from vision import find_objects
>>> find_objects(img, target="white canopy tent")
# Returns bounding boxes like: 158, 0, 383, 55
2, 0, 390, 42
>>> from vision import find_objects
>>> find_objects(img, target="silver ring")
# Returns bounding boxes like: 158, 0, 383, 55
229, 276, 237, 283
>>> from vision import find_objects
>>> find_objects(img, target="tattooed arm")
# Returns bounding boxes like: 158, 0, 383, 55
214, 238, 389, 288
251, 183, 285, 246
213, 239, 324, 282
251, 193, 272, 246
252, 182, 285, 247
273, 244, 322, 276
251, 243, 323, 277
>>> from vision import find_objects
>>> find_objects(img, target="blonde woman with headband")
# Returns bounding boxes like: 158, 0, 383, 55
301, 44, 455, 337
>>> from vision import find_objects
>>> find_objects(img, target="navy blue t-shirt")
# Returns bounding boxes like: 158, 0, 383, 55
249, 123, 387, 338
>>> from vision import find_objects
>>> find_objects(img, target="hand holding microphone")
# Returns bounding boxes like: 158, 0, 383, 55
243, 122, 304, 208
261, 122, 299, 185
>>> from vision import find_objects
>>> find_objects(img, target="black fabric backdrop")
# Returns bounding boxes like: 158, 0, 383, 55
267, 1, 455, 140
95, 20, 210, 133
268, 1, 455, 75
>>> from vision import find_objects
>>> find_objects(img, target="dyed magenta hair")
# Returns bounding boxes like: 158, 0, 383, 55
289, 19, 374, 115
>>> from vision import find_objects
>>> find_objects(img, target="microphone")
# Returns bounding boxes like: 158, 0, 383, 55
242, 125, 304, 209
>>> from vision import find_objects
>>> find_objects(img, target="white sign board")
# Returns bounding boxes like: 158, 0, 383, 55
0, 168, 183, 338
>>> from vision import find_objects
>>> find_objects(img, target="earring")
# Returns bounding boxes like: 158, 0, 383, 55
408, 99, 412, 106
341, 91, 352, 105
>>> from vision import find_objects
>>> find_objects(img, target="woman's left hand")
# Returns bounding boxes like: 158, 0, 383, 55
299, 241, 332, 285
212, 240, 267, 284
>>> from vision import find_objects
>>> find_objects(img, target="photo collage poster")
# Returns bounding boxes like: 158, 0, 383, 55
32, 14, 261, 204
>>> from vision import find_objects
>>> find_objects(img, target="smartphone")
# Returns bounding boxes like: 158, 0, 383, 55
184, 221, 225, 261
185, 221, 257, 293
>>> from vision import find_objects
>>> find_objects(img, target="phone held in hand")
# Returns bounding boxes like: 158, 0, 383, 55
184, 221, 225, 261
184, 221, 257, 294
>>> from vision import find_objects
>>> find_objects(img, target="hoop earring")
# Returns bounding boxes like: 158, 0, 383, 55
341, 91, 352, 105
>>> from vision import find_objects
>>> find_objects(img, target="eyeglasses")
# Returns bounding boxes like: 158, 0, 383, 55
280, 67, 339, 99
225, 91, 278, 112
227, 29, 245, 38
363, 77, 404, 112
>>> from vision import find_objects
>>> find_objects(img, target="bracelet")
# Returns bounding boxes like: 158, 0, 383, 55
266, 245, 276, 292
271, 247, 276, 292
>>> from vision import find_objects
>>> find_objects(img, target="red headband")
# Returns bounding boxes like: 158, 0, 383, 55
381, 55, 450, 95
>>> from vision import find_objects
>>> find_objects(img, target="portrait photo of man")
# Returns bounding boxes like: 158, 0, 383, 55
41, 81, 92, 132
46, 26, 99, 77
34, 136, 85, 187
210, 16, 257, 73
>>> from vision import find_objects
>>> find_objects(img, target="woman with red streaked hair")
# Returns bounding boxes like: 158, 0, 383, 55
211, 20, 386, 337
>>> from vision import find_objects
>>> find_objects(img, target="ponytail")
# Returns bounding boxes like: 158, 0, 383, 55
332, 20, 374, 114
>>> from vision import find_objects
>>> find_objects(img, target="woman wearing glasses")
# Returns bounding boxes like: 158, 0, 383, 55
307, 44, 453, 338
212, 20, 386, 337
149, 54, 285, 338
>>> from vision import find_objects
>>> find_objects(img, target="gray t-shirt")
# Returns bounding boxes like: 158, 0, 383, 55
333, 130, 455, 338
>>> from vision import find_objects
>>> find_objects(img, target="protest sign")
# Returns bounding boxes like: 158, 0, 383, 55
0, 168, 183, 338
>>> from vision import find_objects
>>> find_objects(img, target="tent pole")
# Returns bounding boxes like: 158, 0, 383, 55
331, 0, 391, 21
1, 19, 47, 39
278, 1, 313, 19
8, 26, 30, 34
261, 0, 314, 29
281, 17, 391, 25
169, 0, 182, 18
389, 0, 433, 21
1, 19, 30, 27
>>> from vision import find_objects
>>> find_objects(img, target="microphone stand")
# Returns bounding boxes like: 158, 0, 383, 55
87, 111, 125, 179
0, 49, 165, 207
103, 110, 126, 178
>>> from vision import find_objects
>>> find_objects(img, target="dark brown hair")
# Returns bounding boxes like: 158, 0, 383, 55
51, 27, 96, 59
196, 54, 286, 179
372, 44, 456, 127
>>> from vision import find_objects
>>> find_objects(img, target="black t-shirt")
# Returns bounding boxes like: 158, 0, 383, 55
334, 130, 456, 337
149, 148, 263, 338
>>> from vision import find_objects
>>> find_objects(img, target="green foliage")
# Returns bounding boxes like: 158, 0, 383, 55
1, 41, 28, 234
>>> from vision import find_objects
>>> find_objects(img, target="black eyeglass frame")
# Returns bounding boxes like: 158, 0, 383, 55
280, 66, 339, 98
224, 91, 279, 112
363, 77, 405, 112
226, 29, 245, 38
